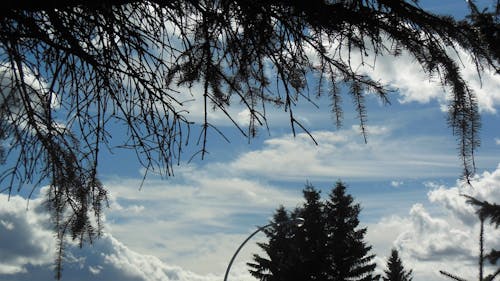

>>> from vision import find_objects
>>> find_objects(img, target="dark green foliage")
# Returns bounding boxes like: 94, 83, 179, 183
382, 249, 413, 281
249, 206, 302, 281
248, 181, 379, 281
292, 186, 331, 281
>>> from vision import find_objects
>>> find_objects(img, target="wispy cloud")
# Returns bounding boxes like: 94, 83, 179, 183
225, 127, 460, 181
101, 125, 492, 275
102, 170, 302, 274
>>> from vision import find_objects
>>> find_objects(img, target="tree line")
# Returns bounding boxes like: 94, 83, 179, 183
248, 181, 499, 281
248, 181, 412, 281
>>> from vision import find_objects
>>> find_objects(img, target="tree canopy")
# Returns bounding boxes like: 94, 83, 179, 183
1, 0, 500, 277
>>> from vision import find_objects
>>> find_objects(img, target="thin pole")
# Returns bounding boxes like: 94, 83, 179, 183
223, 218, 303, 281
223, 223, 273, 281
479, 216, 484, 281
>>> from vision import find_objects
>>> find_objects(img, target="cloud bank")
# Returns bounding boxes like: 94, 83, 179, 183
0, 192, 229, 281
1, 164, 499, 281
368, 166, 500, 280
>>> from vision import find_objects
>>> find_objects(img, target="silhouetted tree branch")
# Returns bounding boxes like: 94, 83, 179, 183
441, 196, 500, 281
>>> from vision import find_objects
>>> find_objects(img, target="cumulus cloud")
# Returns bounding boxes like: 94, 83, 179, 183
368, 165, 500, 281
303, 33, 500, 115
0, 192, 260, 281
344, 41, 500, 114
0, 195, 54, 275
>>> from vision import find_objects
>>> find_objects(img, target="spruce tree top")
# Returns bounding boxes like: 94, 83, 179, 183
383, 249, 413, 281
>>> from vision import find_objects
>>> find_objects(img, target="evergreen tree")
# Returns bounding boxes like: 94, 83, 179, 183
326, 181, 379, 281
293, 185, 330, 281
248, 206, 299, 281
440, 196, 500, 281
249, 181, 379, 281
382, 249, 413, 281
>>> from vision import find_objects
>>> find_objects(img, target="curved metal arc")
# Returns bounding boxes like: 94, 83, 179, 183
223, 223, 274, 281
223, 218, 304, 281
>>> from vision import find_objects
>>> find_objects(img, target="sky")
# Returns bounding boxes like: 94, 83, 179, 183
1, 1, 500, 281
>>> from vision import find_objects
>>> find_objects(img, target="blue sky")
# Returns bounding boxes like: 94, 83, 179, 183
1, 1, 500, 281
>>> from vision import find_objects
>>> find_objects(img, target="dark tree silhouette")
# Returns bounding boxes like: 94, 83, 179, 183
326, 181, 378, 281
248, 206, 301, 281
292, 186, 331, 281
466, 0, 500, 63
1, 0, 500, 277
382, 248, 413, 281
466, 196, 500, 275
248, 182, 379, 281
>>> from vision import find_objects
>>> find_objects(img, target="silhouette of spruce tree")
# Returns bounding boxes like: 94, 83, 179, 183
248, 181, 379, 281
326, 181, 379, 281
382, 249, 413, 281
292, 185, 330, 281
248, 206, 299, 281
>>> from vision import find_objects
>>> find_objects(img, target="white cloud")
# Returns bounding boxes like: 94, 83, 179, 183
329, 38, 500, 113
102, 170, 302, 275
368, 165, 500, 281
0, 195, 55, 275
0, 192, 258, 281
226, 127, 461, 180
391, 181, 404, 187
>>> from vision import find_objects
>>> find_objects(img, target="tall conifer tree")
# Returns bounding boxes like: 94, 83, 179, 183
293, 185, 330, 281
248, 206, 298, 281
326, 181, 379, 281
382, 249, 413, 281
